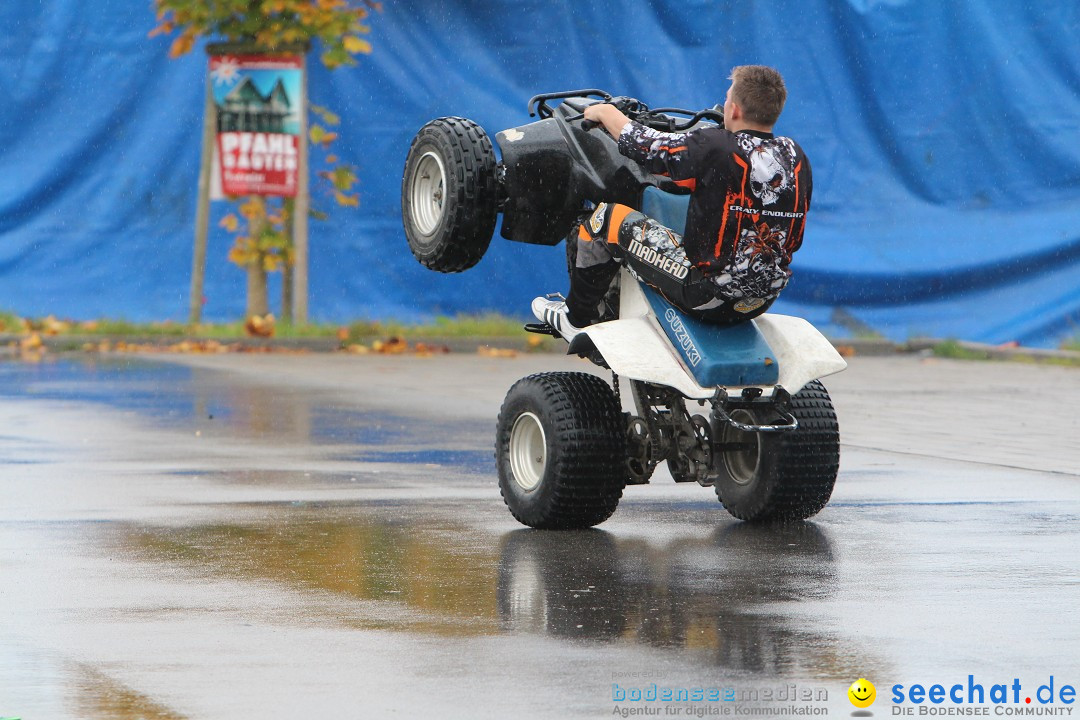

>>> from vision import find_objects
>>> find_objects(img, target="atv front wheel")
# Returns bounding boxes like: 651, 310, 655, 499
713, 380, 840, 521
496, 373, 625, 529
401, 117, 498, 273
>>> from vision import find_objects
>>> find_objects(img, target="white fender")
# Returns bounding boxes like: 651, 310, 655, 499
577, 315, 716, 399
575, 270, 847, 398
753, 314, 848, 395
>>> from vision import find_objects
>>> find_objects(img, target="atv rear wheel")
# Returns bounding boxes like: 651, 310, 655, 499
496, 372, 625, 529
713, 380, 839, 522
401, 117, 498, 273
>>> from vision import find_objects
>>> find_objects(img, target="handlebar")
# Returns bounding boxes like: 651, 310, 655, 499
534, 90, 723, 132
528, 89, 612, 118
647, 107, 725, 131
562, 112, 600, 131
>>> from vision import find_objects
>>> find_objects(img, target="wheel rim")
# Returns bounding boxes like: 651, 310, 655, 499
509, 412, 547, 492
723, 409, 760, 485
410, 150, 446, 235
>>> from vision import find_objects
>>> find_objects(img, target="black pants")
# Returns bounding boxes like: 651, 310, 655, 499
565, 203, 776, 327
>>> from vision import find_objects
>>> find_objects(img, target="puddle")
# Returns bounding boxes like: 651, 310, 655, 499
120, 506, 502, 637
70, 666, 187, 720
117, 505, 871, 677
0, 356, 488, 453
0, 645, 185, 720
349, 449, 493, 475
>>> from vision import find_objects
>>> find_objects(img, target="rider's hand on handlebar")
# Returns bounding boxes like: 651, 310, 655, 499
583, 103, 632, 137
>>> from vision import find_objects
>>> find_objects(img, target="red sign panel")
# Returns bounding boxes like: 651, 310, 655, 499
210, 55, 303, 197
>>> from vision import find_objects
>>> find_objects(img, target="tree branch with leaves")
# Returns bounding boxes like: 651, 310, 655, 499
151, 0, 378, 327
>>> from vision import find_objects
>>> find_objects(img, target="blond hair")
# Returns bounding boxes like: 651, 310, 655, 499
729, 65, 787, 127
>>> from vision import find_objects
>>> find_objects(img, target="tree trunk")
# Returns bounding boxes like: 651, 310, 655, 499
245, 195, 269, 318
246, 264, 269, 317
281, 264, 293, 326
281, 197, 294, 326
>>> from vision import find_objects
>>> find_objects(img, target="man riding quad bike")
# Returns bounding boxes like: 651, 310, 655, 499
401, 67, 846, 530
534, 66, 812, 340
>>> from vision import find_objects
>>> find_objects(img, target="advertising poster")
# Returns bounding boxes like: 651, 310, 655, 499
209, 54, 303, 198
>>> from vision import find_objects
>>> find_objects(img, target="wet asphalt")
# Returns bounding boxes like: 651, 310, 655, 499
0, 351, 1078, 719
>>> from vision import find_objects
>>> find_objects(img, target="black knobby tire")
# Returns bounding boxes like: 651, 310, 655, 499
714, 380, 840, 522
496, 372, 626, 529
401, 117, 498, 273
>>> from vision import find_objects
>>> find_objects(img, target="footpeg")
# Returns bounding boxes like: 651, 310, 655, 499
524, 322, 561, 337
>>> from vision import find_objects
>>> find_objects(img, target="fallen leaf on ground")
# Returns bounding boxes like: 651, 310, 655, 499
373, 336, 409, 354
478, 346, 518, 358
414, 342, 450, 355
244, 314, 276, 338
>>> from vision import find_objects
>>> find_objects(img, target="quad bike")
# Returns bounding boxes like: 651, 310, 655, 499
401, 90, 847, 529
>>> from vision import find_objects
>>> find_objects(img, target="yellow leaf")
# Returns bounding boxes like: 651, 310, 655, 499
343, 36, 372, 54
239, 197, 264, 220
219, 214, 239, 232
331, 166, 357, 191
325, 154, 338, 164
334, 191, 360, 208
310, 124, 338, 146
310, 105, 340, 126
147, 21, 173, 38
168, 32, 195, 59
227, 246, 247, 265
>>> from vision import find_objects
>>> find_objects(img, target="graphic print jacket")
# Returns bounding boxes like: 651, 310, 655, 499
618, 122, 813, 301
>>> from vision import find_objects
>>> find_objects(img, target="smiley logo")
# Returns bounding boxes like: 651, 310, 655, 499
848, 678, 876, 708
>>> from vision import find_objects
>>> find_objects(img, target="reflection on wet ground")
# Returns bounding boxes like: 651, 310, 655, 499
123, 508, 502, 637
119, 505, 859, 678
0, 639, 189, 720
71, 666, 186, 720
347, 449, 494, 474
0, 356, 490, 469
496, 522, 852, 677
4, 354, 1079, 718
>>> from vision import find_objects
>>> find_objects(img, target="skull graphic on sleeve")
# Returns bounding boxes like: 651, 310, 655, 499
748, 145, 792, 205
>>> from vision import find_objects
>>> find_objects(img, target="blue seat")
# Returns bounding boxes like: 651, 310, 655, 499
641, 186, 691, 235
640, 285, 779, 388
638, 188, 777, 387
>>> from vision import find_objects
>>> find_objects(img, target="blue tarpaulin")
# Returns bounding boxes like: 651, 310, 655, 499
1, 1, 1079, 347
